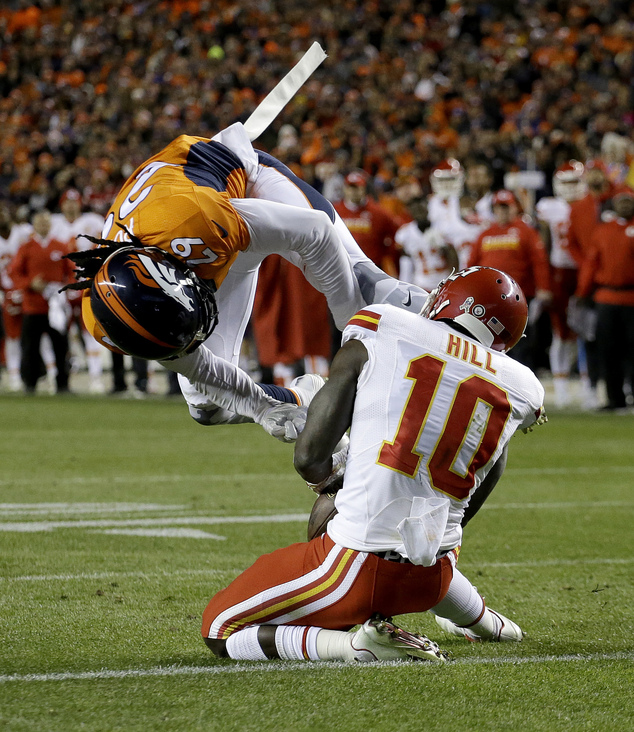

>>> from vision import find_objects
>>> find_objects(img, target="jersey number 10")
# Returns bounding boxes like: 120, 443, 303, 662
377, 354, 511, 500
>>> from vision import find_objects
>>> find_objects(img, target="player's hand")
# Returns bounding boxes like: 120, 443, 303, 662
260, 403, 308, 443
306, 435, 349, 493
30, 275, 47, 293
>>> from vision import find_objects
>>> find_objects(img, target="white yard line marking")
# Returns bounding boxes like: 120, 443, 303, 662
1, 651, 632, 683
482, 500, 634, 510
2, 556, 631, 583
0, 464, 632, 489
0, 474, 299, 487
1, 568, 243, 583
0, 513, 310, 532
97, 528, 227, 540
1, 500, 632, 534
0, 503, 187, 516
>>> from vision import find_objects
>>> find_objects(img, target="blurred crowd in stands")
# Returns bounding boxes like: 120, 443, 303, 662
0, 0, 633, 409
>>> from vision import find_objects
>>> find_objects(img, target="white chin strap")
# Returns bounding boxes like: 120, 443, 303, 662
453, 313, 494, 348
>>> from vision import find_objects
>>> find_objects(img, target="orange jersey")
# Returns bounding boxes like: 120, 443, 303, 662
104, 135, 251, 287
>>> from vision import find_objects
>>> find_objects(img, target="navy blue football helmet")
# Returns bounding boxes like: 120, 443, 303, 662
85, 246, 218, 360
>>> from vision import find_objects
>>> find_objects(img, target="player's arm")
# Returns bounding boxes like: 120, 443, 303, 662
461, 444, 508, 527
294, 338, 368, 486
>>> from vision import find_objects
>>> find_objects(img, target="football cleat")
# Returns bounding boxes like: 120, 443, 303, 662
435, 610, 524, 642
288, 373, 326, 407
351, 615, 450, 663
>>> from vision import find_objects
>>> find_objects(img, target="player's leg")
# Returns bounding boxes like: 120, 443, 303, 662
3, 306, 23, 391
202, 535, 451, 662
82, 328, 107, 394
249, 155, 429, 315
430, 567, 524, 642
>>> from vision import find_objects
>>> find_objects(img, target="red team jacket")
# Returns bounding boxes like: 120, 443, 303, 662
467, 218, 551, 298
333, 199, 401, 276
576, 216, 634, 306
8, 237, 73, 315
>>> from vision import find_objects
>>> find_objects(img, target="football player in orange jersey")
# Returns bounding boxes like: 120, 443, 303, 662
66, 122, 427, 440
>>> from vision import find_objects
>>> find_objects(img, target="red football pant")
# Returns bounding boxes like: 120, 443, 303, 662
202, 533, 454, 641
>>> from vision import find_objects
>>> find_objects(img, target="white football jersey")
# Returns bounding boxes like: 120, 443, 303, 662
327, 304, 544, 560
396, 221, 452, 291
475, 193, 494, 225
535, 196, 576, 269
50, 212, 105, 251
440, 217, 482, 269
0, 223, 33, 290
428, 193, 461, 230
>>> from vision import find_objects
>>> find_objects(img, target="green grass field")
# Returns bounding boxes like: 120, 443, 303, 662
0, 394, 633, 731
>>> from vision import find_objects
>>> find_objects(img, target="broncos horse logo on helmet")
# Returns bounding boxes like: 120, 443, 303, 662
62, 232, 218, 361
421, 266, 528, 353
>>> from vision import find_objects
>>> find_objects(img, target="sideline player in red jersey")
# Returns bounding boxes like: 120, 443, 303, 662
575, 188, 634, 411
333, 169, 401, 276
468, 190, 552, 368
202, 268, 547, 662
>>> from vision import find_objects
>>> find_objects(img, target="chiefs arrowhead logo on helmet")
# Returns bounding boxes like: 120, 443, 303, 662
421, 267, 528, 353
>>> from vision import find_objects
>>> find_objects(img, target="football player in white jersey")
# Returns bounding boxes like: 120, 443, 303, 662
50, 189, 108, 392
535, 161, 586, 407
201, 267, 547, 662
396, 196, 460, 291
427, 158, 464, 232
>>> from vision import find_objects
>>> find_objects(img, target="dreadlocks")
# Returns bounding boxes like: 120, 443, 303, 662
60, 226, 144, 292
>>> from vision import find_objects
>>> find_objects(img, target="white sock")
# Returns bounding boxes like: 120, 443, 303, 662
225, 627, 268, 660
5, 337, 21, 374
87, 352, 103, 380
315, 629, 356, 661
430, 569, 502, 638
430, 568, 484, 626
225, 625, 322, 661
274, 625, 320, 661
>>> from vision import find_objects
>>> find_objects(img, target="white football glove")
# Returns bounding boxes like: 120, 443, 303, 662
260, 403, 308, 443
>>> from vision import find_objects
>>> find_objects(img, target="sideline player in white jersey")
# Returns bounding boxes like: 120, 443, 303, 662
396, 196, 459, 291
201, 267, 546, 663
51, 189, 109, 392
535, 161, 586, 407
427, 158, 464, 231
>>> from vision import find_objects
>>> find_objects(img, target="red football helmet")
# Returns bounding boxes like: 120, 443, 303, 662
430, 158, 464, 198
553, 160, 585, 201
421, 267, 528, 352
